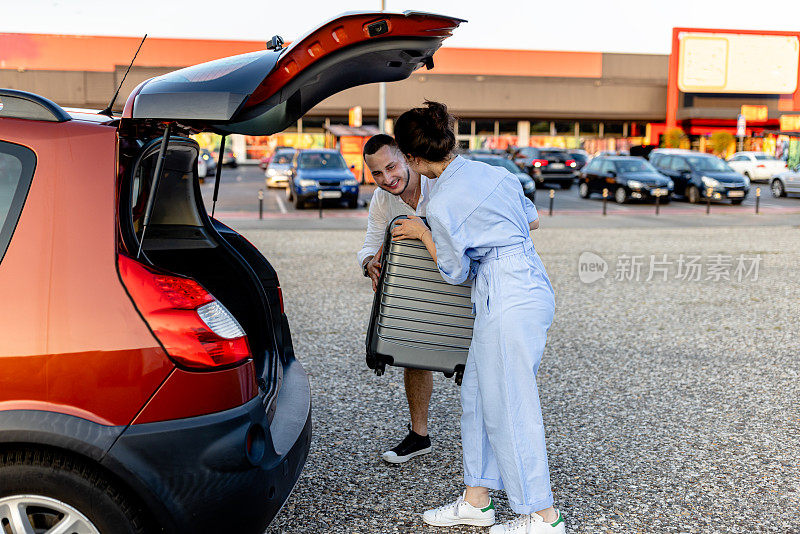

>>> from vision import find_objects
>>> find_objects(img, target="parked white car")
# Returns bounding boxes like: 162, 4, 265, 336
770, 164, 800, 197
727, 152, 787, 182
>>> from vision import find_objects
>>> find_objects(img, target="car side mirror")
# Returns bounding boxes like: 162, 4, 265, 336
607, 171, 616, 178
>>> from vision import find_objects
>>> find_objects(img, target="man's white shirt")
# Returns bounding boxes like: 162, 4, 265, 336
357, 177, 431, 268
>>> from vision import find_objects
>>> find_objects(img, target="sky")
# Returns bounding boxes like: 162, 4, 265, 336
5, 0, 800, 54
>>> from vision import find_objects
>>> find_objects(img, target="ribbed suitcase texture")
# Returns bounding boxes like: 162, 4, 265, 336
366, 216, 474, 384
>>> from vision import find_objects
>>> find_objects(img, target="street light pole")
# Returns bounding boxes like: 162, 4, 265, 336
378, 0, 387, 133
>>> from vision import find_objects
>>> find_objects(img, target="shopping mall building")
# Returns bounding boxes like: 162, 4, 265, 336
2, 29, 799, 164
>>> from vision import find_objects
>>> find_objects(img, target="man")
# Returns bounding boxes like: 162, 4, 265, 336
358, 134, 434, 464
358, 136, 541, 464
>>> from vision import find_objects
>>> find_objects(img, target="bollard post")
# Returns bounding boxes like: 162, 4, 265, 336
258, 189, 264, 220
548, 189, 554, 216
318, 190, 323, 219
706, 187, 712, 215
755, 187, 761, 214
655, 190, 660, 215
602, 188, 608, 216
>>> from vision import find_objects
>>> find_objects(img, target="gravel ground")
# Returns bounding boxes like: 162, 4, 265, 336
240, 224, 800, 534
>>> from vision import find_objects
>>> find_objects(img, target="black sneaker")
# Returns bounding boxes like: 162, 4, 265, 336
382, 426, 432, 464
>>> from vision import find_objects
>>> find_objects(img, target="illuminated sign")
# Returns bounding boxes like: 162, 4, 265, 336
741, 105, 768, 122
348, 106, 362, 128
679, 33, 799, 94
779, 115, 800, 131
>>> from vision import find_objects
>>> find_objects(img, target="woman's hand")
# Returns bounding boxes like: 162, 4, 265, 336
391, 216, 430, 241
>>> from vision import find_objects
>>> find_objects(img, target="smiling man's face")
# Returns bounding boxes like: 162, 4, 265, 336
365, 144, 410, 195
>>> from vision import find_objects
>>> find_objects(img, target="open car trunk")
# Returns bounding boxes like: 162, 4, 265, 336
122, 11, 465, 135
120, 137, 284, 415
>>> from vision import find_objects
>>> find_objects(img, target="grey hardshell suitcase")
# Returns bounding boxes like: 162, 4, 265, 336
366, 215, 474, 385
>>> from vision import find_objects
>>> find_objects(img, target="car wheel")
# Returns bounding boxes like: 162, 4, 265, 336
293, 195, 304, 210
560, 181, 573, 190
686, 185, 700, 204
744, 171, 752, 183
348, 197, 358, 209
614, 187, 627, 204
0, 449, 149, 534
771, 179, 786, 198
578, 182, 590, 198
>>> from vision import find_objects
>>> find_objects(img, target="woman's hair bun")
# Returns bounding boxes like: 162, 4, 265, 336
394, 100, 456, 162
421, 101, 454, 133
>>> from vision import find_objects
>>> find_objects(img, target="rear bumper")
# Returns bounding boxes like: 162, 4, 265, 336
533, 171, 577, 183
104, 359, 311, 534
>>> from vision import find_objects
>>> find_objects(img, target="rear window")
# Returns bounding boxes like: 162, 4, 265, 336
753, 154, 777, 161
0, 141, 36, 264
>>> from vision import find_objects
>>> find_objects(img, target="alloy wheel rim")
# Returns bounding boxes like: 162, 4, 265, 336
615, 188, 626, 203
0, 495, 100, 534
579, 183, 588, 197
772, 181, 782, 197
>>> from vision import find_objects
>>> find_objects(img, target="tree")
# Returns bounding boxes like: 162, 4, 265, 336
662, 128, 687, 148
710, 131, 735, 157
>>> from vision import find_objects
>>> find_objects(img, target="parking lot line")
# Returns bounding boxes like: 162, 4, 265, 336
275, 191, 288, 214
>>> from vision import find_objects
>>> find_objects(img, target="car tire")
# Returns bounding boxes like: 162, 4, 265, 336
560, 181, 573, 190
293, 195, 304, 210
0, 448, 150, 534
578, 182, 590, 198
744, 171, 752, 183
614, 187, 627, 204
686, 185, 700, 204
771, 179, 786, 198
347, 197, 358, 209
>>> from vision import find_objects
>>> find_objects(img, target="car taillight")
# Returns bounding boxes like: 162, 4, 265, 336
532, 159, 549, 167
277, 286, 285, 315
757, 164, 765, 168
118, 254, 251, 369
566, 159, 577, 168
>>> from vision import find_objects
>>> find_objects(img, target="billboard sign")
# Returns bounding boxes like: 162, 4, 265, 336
678, 33, 800, 94
741, 105, 768, 122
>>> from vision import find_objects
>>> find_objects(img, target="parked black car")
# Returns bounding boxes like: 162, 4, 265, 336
579, 156, 673, 203
513, 147, 578, 189
649, 149, 749, 204
567, 149, 590, 170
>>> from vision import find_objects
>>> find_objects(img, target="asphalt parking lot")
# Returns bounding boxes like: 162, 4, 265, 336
202, 165, 800, 223
244, 221, 800, 533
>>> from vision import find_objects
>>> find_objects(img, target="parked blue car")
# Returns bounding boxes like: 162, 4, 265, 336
286, 149, 359, 209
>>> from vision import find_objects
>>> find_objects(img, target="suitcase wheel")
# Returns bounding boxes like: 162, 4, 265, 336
455, 370, 464, 386
374, 362, 386, 376
442, 371, 454, 379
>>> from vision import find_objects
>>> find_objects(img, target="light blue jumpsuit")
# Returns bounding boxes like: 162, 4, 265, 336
426, 156, 556, 515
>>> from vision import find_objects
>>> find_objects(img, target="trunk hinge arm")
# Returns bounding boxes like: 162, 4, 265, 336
137, 122, 172, 259
211, 135, 227, 218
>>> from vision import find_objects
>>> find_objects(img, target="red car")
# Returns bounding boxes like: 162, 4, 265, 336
0, 11, 462, 534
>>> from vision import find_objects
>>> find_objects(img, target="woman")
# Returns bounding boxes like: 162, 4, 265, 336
391, 102, 565, 534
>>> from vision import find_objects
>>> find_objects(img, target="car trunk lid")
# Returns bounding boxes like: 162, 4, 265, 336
122, 11, 465, 135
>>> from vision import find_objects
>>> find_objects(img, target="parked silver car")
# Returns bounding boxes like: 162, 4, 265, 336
770, 164, 800, 197
727, 151, 786, 183
265, 148, 296, 188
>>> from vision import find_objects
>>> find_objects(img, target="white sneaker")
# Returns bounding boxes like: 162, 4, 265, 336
488, 510, 565, 534
422, 493, 496, 527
